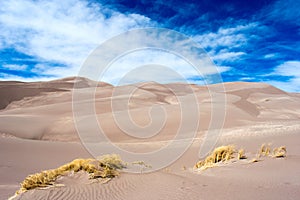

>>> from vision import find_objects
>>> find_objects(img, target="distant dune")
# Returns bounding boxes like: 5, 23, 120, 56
1, 77, 300, 200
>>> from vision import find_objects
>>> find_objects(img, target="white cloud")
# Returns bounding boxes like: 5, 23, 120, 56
192, 23, 257, 65
272, 61, 300, 77
30, 63, 78, 77
72, 28, 230, 85
0, 0, 152, 79
217, 66, 232, 73
0, 73, 54, 82
211, 50, 245, 62
0, 0, 232, 84
239, 77, 255, 81
267, 61, 300, 92
267, 79, 300, 92
193, 23, 257, 49
101, 49, 229, 85
264, 53, 276, 59
2, 64, 28, 70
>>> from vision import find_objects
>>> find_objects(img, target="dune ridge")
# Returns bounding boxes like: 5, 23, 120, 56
0, 77, 300, 200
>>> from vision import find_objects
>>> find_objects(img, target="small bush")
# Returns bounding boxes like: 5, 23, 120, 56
194, 145, 235, 170
238, 149, 247, 160
273, 146, 287, 158
97, 154, 126, 170
194, 144, 287, 169
258, 144, 271, 157
16, 155, 126, 195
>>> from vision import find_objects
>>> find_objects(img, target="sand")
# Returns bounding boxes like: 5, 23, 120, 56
0, 77, 299, 199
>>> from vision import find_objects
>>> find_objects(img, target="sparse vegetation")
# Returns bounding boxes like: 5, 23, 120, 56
257, 144, 287, 158
131, 160, 152, 169
194, 144, 287, 170
258, 144, 271, 157
15, 154, 126, 195
272, 146, 287, 158
97, 154, 126, 170
238, 149, 247, 160
194, 145, 235, 170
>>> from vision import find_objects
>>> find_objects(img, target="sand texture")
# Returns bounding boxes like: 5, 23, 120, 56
0, 77, 299, 200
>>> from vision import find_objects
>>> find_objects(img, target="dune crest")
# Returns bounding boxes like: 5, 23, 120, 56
0, 78, 299, 142
1, 77, 300, 200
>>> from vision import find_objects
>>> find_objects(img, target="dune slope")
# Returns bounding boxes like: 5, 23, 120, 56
0, 77, 299, 200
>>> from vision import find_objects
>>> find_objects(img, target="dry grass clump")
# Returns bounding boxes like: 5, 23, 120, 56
238, 149, 247, 160
194, 144, 287, 169
258, 144, 271, 157
131, 160, 152, 173
248, 144, 287, 164
16, 154, 126, 195
194, 145, 235, 170
272, 146, 287, 158
97, 154, 126, 170
257, 144, 287, 158
131, 161, 152, 168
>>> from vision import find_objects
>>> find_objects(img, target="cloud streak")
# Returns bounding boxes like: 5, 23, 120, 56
266, 61, 300, 92
0, 0, 152, 79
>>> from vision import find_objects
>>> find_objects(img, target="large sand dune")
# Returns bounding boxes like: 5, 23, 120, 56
0, 77, 299, 199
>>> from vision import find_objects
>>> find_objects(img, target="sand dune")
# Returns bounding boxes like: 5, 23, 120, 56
0, 77, 300, 199
1, 78, 299, 142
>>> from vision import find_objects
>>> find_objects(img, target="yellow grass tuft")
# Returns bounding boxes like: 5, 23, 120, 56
131, 161, 152, 169
258, 143, 271, 157
194, 145, 235, 170
272, 146, 287, 158
194, 144, 287, 168
257, 144, 287, 158
237, 149, 247, 160
15, 155, 126, 195
97, 154, 126, 170
248, 158, 260, 163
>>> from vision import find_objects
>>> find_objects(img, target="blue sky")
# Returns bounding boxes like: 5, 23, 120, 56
0, 0, 299, 92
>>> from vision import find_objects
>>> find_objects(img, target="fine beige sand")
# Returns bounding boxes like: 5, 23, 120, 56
0, 77, 299, 200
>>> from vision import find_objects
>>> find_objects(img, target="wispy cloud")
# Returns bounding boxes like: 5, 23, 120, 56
272, 61, 300, 77
0, 0, 152, 78
0, 0, 229, 85
192, 22, 260, 66
263, 53, 277, 59
193, 23, 258, 49
100, 49, 230, 85
266, 61, 300, 92
2, 64, 28, 71
260, 0, 300, 25
211, 50, 245, 62
0, 73, 54, 82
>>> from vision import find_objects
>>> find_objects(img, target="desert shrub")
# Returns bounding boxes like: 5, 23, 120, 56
195, 144, 287, 169
98, 154, 126, 170
272, 146, 287, 158
258, 144, 271, 157
16, 155, 126, 195
194, 145, 235, 170
238, 149, 247, 159
257, 144, 287, 158
131, 160, 152, 168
